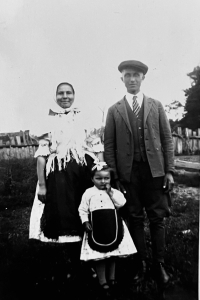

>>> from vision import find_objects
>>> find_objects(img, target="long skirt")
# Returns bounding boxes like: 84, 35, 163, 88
29, 159, 91, 243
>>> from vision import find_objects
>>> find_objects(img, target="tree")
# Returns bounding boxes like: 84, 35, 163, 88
165, 100, 184, 131
180, 66, 200, 130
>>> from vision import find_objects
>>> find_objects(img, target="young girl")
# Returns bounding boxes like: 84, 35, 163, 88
78, 161, 136, 294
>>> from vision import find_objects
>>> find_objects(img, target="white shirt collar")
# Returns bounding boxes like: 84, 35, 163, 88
88, 185, 108, 196
125, 91, 144, 110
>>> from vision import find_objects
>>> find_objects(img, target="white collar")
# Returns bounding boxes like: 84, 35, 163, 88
125, 91, 144, 109
92, 185, 108, 193
49, 100, 80, 115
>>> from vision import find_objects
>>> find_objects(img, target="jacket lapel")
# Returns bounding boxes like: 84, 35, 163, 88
116, 98, 132, 133
116, 95, 153, 131
143, 95, 153, 126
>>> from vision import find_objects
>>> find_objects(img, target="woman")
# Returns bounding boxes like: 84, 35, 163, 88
29, 82, 103, 280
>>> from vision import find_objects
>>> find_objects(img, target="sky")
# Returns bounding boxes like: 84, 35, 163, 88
0, 0, 200, 135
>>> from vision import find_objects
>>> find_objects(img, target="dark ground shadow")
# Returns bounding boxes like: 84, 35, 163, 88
0, 238, 198, 300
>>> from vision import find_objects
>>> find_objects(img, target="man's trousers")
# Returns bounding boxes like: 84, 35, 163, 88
122, 161, 170, 263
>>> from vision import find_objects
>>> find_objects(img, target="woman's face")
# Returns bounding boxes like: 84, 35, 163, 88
56, 84, 75, 109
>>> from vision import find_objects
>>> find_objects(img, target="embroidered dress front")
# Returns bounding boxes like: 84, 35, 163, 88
29, 107, 103, 243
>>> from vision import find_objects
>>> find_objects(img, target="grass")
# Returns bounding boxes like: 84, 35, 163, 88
0, 158, 199, 300
165, 186, 199, 289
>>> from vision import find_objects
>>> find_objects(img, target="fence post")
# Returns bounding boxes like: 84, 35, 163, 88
177, 127, 183, 154
192, 131, 197, 154
177, 127, 182, 135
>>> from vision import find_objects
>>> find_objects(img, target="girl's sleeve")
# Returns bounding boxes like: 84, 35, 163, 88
111, 188, 126, 209
78, 191, 90, 223
34, 133, 51, 158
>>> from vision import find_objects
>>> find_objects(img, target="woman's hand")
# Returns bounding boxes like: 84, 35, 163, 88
83, 221, 92, 233
37, 156, 47, 203
37, 184, 47, 203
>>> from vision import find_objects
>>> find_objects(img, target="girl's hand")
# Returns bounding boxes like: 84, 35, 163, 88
83, 221, 92, 233
37, 184, 47, 203
106, 184, 113, 198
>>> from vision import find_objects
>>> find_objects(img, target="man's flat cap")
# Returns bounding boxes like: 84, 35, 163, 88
118, 60, 148, 74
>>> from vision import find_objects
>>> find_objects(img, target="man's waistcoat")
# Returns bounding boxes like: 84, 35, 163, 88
124, 99, 147, 162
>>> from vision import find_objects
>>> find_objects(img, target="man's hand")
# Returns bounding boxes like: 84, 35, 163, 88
83, 221, 92, 233
163, 172, 174, 193
114, 180, 126, 194
37, 184, 47, 203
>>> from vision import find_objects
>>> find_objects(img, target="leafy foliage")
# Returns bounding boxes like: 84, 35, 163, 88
180, 66, 200, 130
0, 158, 37, 209
164, 192, 199, 292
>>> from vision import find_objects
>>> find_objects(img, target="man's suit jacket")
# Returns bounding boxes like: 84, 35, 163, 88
104, 95, 175, 182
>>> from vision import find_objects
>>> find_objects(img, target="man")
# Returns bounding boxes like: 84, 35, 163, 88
104, 60, 174, 286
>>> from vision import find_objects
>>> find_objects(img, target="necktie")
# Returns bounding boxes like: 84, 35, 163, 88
132, 96, 140, 117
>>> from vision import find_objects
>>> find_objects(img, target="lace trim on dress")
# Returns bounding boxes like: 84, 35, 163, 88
45, 149, 85, 177
34, 139, 51, 158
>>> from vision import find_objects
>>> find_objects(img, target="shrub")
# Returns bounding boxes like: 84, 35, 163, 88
164, 188, 199, 291
0, 158, 37, 208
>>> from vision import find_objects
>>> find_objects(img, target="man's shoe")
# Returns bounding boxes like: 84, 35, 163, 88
133, 260, 147, 282
153, 262, 170, 287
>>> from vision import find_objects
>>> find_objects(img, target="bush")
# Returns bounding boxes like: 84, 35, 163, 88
0, 158, 37, 208
164, 187, 199, 291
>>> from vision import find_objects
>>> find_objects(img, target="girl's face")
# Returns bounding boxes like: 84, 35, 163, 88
56, 84, 75, 109
92, 170, 111, 190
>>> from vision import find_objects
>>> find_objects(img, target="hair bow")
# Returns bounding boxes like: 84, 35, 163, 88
91, 161, 107, 171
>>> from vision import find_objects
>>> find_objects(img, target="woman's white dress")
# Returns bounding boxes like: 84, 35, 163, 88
29, 106, 104, 243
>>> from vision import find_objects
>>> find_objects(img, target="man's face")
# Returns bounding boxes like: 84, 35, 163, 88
121, 68, 145, 94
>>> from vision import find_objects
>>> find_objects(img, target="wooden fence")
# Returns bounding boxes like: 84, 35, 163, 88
0, 127, 200, 160
172, 127, 200, 155
0, 130, 38, 160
